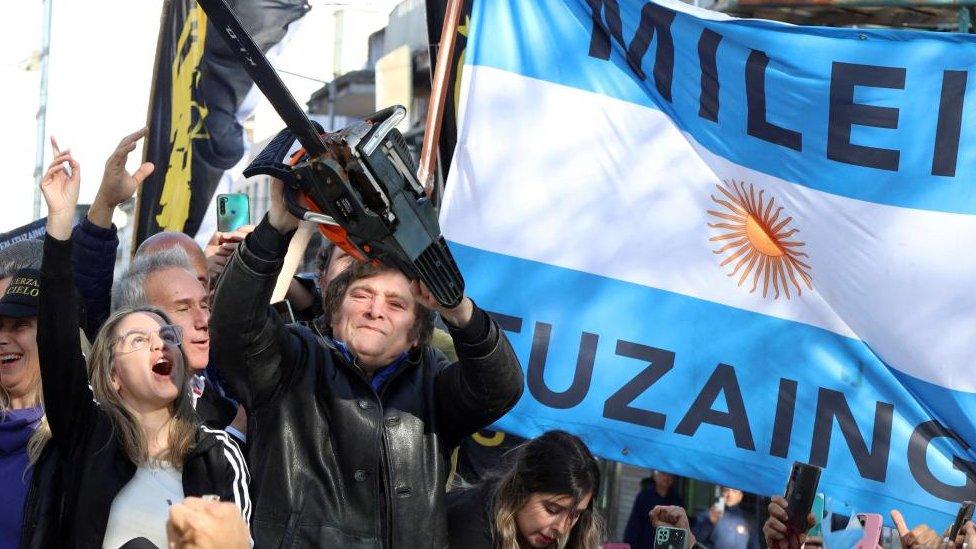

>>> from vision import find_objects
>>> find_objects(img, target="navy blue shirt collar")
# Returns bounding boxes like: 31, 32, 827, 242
333, 339, 410, 392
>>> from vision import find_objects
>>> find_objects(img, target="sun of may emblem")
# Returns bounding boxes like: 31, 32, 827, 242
707, 180, 813, 299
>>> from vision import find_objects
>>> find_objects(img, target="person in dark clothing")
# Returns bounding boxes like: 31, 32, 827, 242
0, 269, 48, 549
0, 255, 62, 549
34, 148, 250, 549
623, 471, 685, 549
69, 129, 242, 439
692, 487, 760, 549
209, 178, 524, 547
447, 430, 604, 549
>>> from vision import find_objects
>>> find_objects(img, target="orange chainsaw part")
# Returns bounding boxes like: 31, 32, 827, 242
288, 145, 365, 262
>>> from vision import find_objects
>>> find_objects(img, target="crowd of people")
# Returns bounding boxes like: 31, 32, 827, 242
0, 128, 973, 549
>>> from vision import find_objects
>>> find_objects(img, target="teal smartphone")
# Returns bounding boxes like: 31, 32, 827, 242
807, 492, 825, 536
217, 193, 249, 232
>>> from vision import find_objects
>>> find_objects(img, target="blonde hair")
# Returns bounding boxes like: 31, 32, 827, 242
489, 431, 605, 549
0, 322, 51, 465
88, 307, 198, 467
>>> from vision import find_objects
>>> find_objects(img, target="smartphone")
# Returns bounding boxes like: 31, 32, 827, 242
948, 500, 975, 542
807, 493, 825, 537
653, 526, 687, 549
783, 461, 822, 534
271, 299, 296, 325
855, 513, 883, 549
217, 193, 250, 232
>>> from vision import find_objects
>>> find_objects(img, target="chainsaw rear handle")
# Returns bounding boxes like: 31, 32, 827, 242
242, 117, 465, 308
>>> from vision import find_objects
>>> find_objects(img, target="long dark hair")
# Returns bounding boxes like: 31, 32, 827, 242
489, 430, 604, 549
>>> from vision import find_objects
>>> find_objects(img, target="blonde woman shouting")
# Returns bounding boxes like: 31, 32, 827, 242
37, 147, 249, 548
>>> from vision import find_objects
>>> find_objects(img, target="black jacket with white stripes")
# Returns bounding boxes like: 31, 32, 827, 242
27, 235, 250, 548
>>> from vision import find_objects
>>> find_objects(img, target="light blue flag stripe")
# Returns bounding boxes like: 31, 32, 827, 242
467, 0, 976, 214
453, 242, 976, 527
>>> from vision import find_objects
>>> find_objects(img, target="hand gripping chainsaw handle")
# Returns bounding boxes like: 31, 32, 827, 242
243, 107, 465, 309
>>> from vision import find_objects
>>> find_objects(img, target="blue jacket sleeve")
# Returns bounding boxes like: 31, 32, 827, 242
692, 510, 715, 546
70, 218, 118, 340
623, 490, 650, 547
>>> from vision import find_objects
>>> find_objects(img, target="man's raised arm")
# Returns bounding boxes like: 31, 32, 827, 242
428, 286, 524, 444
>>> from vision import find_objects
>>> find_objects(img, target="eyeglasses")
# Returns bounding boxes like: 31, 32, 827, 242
114, 324, 183, 355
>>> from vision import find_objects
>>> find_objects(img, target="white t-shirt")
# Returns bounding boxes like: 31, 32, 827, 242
102, 463, 184, 549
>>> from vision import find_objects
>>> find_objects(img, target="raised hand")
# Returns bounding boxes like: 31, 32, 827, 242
89, 127, 155, 228
649, 505, 693, 531
204, 224, 256, 290
41, 137, 81, 240
268, 177, 301, 234
958, 521, 976, 548
411, 280, 473, 328
763, 495, 812, 549
167, 497, 249, 549
649, 504, 696, 547
891, 509, 943, 548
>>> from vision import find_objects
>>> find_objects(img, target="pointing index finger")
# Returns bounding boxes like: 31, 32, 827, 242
890, 509, 910, 537
120, 127, 149, 147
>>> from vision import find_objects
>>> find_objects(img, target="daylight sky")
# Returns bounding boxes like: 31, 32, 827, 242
0, 0, 398, 233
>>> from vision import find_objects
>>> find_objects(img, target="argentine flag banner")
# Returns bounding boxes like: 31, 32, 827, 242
439, 0, 976, 527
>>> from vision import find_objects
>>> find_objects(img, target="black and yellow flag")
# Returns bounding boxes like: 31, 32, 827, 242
452, 429, 527, 485
136, 0, 308, 246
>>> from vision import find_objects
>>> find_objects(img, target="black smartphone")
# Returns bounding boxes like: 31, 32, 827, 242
271, 299, 296, 325
784, 461, 822, 534
217, 193, 250, 232
948, 500, 975, 541
653, 526, 687, 549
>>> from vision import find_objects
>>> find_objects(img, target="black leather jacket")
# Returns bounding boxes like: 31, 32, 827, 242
210, 218, 524, 548
446, 484, 495, 548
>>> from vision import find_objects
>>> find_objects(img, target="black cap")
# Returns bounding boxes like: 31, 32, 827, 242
0, 268, 40, 318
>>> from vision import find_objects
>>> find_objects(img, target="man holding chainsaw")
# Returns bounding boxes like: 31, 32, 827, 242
210, 178, 524, 547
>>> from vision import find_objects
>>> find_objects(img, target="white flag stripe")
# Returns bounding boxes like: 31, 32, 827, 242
442, 65, 976, 392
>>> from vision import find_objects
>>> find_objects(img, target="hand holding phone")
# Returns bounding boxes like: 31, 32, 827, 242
708, 496, 726, 525
784, 461, 821, 534
653, 526, 687, 549
855, 513, 883, 549
217, 193, 250, 232
948, 501, 975, 543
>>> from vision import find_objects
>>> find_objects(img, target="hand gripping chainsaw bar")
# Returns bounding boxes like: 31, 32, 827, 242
197, 0, 464, 308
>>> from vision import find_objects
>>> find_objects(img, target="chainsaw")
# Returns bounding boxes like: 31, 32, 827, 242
198, 0, 464, 308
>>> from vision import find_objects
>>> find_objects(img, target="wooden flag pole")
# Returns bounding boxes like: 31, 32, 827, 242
270, 219, 316, 304
417, 0, 464, 196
